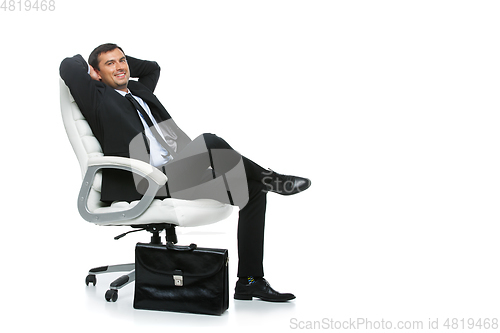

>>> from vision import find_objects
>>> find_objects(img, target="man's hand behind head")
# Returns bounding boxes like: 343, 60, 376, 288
89, 65, 100, 81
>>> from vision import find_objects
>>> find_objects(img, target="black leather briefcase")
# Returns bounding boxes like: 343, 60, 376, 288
133, 242, 229, 315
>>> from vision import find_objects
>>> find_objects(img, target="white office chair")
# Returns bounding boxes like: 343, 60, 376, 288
59, 80, 233, 302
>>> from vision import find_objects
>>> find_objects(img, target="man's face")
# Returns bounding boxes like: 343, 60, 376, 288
95, 48, 130, 91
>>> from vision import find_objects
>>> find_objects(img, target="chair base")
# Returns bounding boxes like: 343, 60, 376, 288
86, 264, 135, 302
85, 224, 177, 302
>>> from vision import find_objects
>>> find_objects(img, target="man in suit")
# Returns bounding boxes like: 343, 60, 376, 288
60, 43, 311, 302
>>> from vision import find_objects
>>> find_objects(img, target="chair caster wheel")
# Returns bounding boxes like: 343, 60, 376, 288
105, 289, 118, 302
85, 274, 97, 286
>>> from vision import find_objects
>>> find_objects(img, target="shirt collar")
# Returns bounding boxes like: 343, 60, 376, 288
115, 88, 131, 96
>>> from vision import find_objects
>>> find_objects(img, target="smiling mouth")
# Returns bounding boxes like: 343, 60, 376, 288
115, 72, 126, 79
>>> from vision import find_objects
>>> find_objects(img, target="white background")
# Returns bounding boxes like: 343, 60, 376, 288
1, 0, 499, 331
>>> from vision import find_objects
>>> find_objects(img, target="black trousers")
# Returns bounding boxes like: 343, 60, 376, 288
160, 133, 268, 277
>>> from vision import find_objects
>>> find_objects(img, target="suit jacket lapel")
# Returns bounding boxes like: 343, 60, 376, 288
128, 81, 172, 122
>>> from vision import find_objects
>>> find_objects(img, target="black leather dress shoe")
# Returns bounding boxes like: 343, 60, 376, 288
234, 278, 296, 302
265, 170, 311, 195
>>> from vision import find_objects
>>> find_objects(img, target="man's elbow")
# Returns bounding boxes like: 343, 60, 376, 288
59, 54, 84, 78
152, 60, 161, 72
59, 57, 72, 79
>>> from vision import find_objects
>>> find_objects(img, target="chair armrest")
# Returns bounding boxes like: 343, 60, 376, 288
87, 156, 167, 186
78, 156, 168, 224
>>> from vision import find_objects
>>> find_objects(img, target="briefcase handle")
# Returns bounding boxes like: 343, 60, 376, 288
166, 243, 198, 251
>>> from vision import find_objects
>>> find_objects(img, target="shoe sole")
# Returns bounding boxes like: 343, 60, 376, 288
234, 294, 253, 301
274, 181, 312, 196
234, 294, 295, 302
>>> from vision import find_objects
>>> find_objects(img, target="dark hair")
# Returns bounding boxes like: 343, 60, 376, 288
88, 43, 125, 70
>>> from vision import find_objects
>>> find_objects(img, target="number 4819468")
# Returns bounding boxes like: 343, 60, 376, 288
1, 0, 55, 11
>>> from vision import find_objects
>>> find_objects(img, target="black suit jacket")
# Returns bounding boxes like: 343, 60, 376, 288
60, 54, 191, 202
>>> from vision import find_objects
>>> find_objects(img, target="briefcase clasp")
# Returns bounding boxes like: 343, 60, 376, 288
173, 274, 183, 286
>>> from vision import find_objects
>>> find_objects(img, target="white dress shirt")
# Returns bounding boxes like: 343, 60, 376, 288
116, 89, 173, 168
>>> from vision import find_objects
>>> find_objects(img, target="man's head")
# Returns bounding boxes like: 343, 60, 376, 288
88, 43, 130, 91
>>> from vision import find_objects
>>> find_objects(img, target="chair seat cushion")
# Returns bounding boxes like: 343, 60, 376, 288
93, 198, 233, 227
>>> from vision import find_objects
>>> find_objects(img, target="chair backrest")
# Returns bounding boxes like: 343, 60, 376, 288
59, 79, 103, 179
60, 79, 109, 213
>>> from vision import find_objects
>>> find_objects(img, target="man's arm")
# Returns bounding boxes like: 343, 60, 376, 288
59, 54, 103, 124
126, 56, 161, 93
